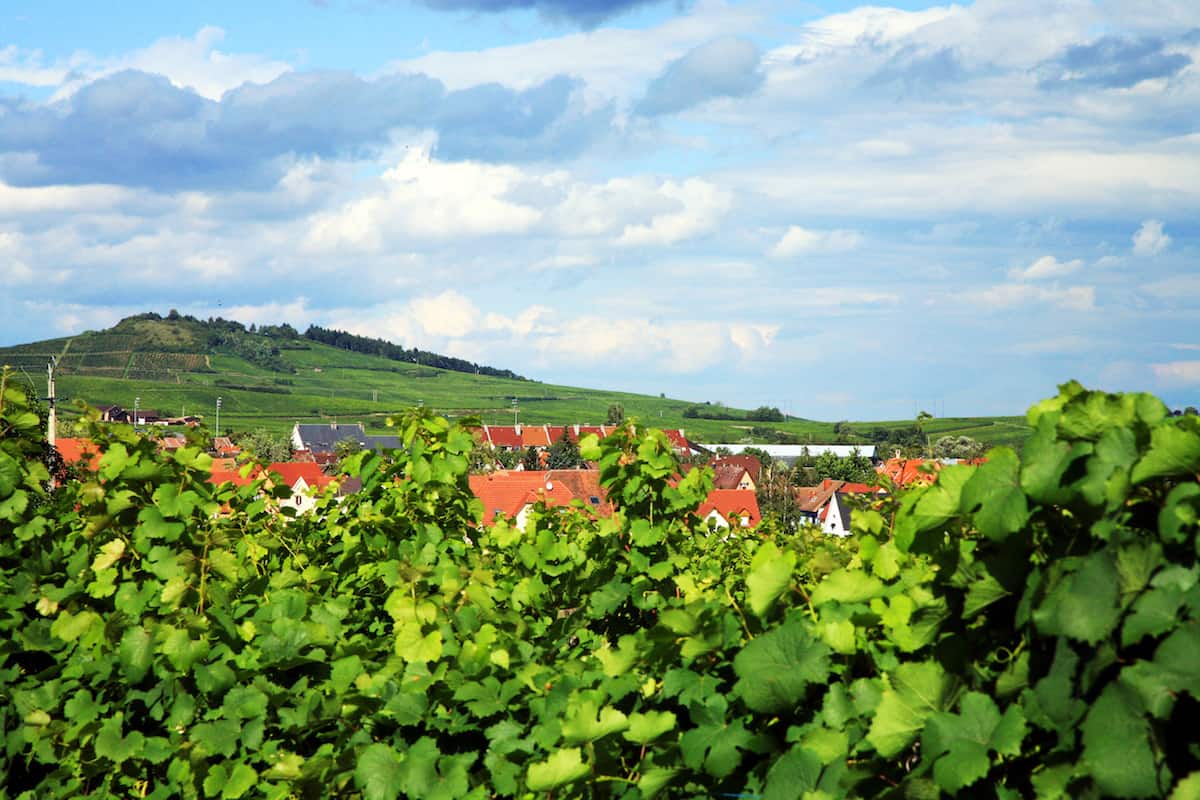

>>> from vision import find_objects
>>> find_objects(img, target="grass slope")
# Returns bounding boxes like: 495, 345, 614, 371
0, 317, 1032, 448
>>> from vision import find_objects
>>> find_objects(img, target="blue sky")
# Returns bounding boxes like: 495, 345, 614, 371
1, 0, 1198, 419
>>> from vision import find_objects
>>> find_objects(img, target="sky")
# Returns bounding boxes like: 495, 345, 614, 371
1, 0, 1198, 420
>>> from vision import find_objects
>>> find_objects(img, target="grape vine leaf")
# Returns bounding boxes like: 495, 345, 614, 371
921, 692, 1026, 793
1131, 424, 1200, 485
1081, 683, 1164, 798
746, 541, 797, 617
355, 743, 404, 800
733, 621, 831, 713
867, 661, 956, 758
526, 747, 590, 791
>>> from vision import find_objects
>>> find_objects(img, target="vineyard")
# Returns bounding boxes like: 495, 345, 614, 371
2, 371, 1199, 798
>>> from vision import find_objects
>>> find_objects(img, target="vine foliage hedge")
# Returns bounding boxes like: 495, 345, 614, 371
2, 369, 1200, 799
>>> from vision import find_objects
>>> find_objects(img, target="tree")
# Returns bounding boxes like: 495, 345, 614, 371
811, 448, 875, 484
234, 429, 292, 462
546, 430, 585, 469
932, 435, 986, 460
747, 406, 785, 422
606, 403, 625, 424
521, 446, 542, 471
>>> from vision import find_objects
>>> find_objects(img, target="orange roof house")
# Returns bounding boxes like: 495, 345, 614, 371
695, 489, 762, 530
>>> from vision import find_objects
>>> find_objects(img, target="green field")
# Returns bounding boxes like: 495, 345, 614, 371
0, 315, 1032, 447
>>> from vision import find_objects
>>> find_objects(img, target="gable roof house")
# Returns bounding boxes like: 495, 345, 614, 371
695, 489, 762, 531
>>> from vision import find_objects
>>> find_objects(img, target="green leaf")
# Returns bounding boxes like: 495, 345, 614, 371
526, 747, 590, 792
223, 685, 268, 719
331, 655, 363, 694
355, 743, 404, 800
811, 570, 884, 606
94, 713, 145, 764
1033, 553, 1121, 644
222, 762, 258, 799
746, 541, 797, 617
867, 661, 955, 758
0, 451, 20, 497
733, 621, 831, 713
960, 448, 1029, 541
679, 719, 753, 778
623, 711, 676, 744
160, 627, 210, 671
1171, 773, 1200, 800
1159, 483, 1200, 544
764, 747, 822, 800
561, 700, 629, 743
119, 625, 154, 683
51, 609, 102, 642
1132, 423, 1200, 484
637, 768, 679, 798
922, 693, 1026, 793
91, 538, 126, 572
1081, 683, 1164, 798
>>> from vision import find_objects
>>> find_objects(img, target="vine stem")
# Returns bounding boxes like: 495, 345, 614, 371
725, 585, 754, 639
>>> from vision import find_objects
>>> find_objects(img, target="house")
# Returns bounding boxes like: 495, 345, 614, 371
695, 489, 762, 530
291, 422, 401, 455
94, 405, 126, 423
265, 461, 335, 515
795, 478, 886, 534
132, 409, 161, 426
468, 469, 613, 526
711, 456, 760, 491
469, 471, 578, 527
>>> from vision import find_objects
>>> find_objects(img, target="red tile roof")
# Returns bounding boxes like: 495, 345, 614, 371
520, 425, 552, 448
55, 438, 101, 471
484, 425, 522, 449
876, 458, 942, 487
696, 489, 761, 528
266, 462, 330, 489
208, 469, 257, 487
469, 471, 575, 524
712, 455, 761, 479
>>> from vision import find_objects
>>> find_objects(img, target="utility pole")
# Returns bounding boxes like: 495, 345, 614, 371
512, 397, 518, 426
216, 396, 222, 437
134, 396, 140, 432
46, 358, 57, 447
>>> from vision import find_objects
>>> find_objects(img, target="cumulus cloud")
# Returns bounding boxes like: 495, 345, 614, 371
305, 148, 543, 251
1039, 35, 1192, 89
1009, 255, 1084, 281
0, 68, 607, 190
637, 37, 764, 115
1132, 219, 1171, 256
769, 226, 863, 258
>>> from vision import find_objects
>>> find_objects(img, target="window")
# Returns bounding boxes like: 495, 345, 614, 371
588, 495, 600, 505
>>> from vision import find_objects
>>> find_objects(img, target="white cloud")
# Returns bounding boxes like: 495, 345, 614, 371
1132, 219, 1171, 256
1009, 255, 1084, 281
52, 26, 292, 101
1151, 360, 1200, 384
770, 226, 863, 258
966, 283, 1096, 311
304, 148, 543, 252
615, 178, 731, 246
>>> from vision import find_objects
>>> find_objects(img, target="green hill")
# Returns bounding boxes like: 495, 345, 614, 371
0, 313, 1032, 448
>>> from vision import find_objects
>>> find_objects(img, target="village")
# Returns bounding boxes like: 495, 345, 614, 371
53, 414, 973, 536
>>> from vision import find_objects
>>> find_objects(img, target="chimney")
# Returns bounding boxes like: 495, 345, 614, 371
515, 423, 522, 435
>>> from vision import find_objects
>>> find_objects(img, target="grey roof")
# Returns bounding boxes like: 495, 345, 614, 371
295, 423, 401, 453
